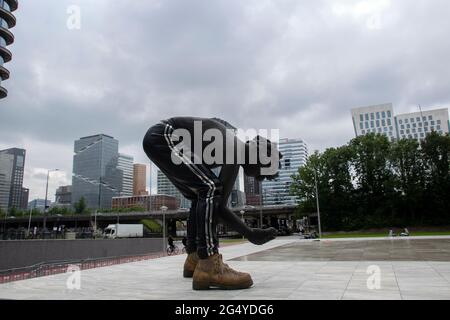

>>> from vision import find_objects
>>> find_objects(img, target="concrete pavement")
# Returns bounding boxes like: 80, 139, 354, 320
1, 236, 449, 300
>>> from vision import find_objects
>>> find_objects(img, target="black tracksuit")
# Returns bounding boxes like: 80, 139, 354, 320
143, 117, 242, 259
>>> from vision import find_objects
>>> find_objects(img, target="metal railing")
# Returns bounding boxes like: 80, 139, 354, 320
0, 251, 166, 284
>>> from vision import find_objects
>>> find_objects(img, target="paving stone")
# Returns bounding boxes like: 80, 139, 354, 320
1, 236, 450, 300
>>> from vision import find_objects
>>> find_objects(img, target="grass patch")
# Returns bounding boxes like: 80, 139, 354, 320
219, 238, 247, 244
140, 219, 162, 233
322, 231, 450, 239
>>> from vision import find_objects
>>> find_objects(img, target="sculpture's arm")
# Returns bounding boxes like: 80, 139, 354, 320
217, 165, 277, 245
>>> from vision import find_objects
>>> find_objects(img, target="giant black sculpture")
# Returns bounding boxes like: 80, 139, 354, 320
143, 117, 281, 290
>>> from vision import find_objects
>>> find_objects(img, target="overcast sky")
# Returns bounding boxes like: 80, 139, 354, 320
1, 0, 450, 202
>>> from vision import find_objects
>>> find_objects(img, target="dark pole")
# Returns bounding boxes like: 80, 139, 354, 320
43, 169, 58, 230
313, 168, 322, 239
43, 170, 50, 230
259, 191, 263, 228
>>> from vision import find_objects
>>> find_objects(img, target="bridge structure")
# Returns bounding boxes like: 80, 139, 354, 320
1, 205, 299, 233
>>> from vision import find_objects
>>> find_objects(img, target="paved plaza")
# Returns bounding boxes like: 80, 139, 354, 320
1, 236, 450, 300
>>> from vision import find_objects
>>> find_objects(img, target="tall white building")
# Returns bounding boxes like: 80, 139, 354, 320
351, 104, 450, 142
118, 153, 134, 197
262, 138, 308, 206
351, 103, 396, 142
395, 108, 449, 140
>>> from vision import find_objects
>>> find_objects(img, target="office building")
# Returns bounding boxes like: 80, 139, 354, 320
0, 148, 25, 211
118, 153, 133, 197
395, 108, 449, 140
133, 164, 148, 195
28, 199, 51, 212
20, 187, 28, 210
72, 134, 122, 209
244, 174, 262, 206
112, 194, 179, 211
351, 103, 449, 142
157, 170, 191, 209
262, 138, 308, 205
55, 185, 72, 206
0, 0, 18, 99
211, 167, 244, 208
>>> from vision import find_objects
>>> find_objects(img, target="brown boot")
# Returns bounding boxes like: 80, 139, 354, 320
192, 253, 253, 290
183, 252, 199, 278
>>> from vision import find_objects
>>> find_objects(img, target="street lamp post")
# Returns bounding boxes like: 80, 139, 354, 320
43, 169, 59, 230
94, 178, 102, 238
161, 205, 168, 255
27, 208, 32, 236
259, 192, 263, 228
240, 210, 245, 239
313, 168, 322, 239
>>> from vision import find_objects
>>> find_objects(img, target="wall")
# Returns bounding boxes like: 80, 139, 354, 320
0, 238, 163, 270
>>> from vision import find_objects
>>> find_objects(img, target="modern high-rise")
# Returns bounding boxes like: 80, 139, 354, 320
351, 103, 450, 142
157, 165, 245, 209
20, 187, 28, 209
395, 108, 449, 140
157, 170, 191, 209
262, 138, 308, 206
0, 0, 18, 99
211, 167, 245, 208
72, 134, 122, 209
133, 164, 148, 195
55, 185, 72, 206
28, 199, 51, 212
351, 103, 396, 142
0, 148, 26, 211
244, 174, 262, 206
118, 153, 133, 197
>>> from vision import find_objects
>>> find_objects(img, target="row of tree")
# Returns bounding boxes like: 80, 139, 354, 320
290, 132, 450, 231
0, 197, 146, 218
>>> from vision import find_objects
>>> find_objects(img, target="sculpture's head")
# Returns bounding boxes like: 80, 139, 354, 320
243, 136, 282, 181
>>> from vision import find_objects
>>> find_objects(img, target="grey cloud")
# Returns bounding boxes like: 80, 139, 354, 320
1, 0, 450, 199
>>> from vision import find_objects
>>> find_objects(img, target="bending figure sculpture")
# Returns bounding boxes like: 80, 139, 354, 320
143, 117, 281, 290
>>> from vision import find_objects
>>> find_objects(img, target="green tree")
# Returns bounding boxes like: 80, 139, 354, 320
348, 133, 396, 227
320, 146, 355, 230
390, 138, 425, 223
74, 197, 87, 214
291, 151, 323, 216
420, 132, 450, 223
291, 132, 450, 231
8, 207, 18, 217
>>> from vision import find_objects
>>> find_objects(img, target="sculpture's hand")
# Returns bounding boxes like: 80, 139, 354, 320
247, 227, 277, 245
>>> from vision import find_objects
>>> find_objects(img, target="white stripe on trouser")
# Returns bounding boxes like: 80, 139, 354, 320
162, 123, 216, 254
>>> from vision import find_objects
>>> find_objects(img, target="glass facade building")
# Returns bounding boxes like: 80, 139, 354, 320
0, 148, 26, 211
72, 134, 123, 209
118, 153, 134, 197
157, 170, 191, 209
0, 0, 18, 99
262, 138, 308, 205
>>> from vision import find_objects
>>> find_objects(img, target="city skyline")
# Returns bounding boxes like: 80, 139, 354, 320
2, 1, 450, 203
2, 102, 448, 206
